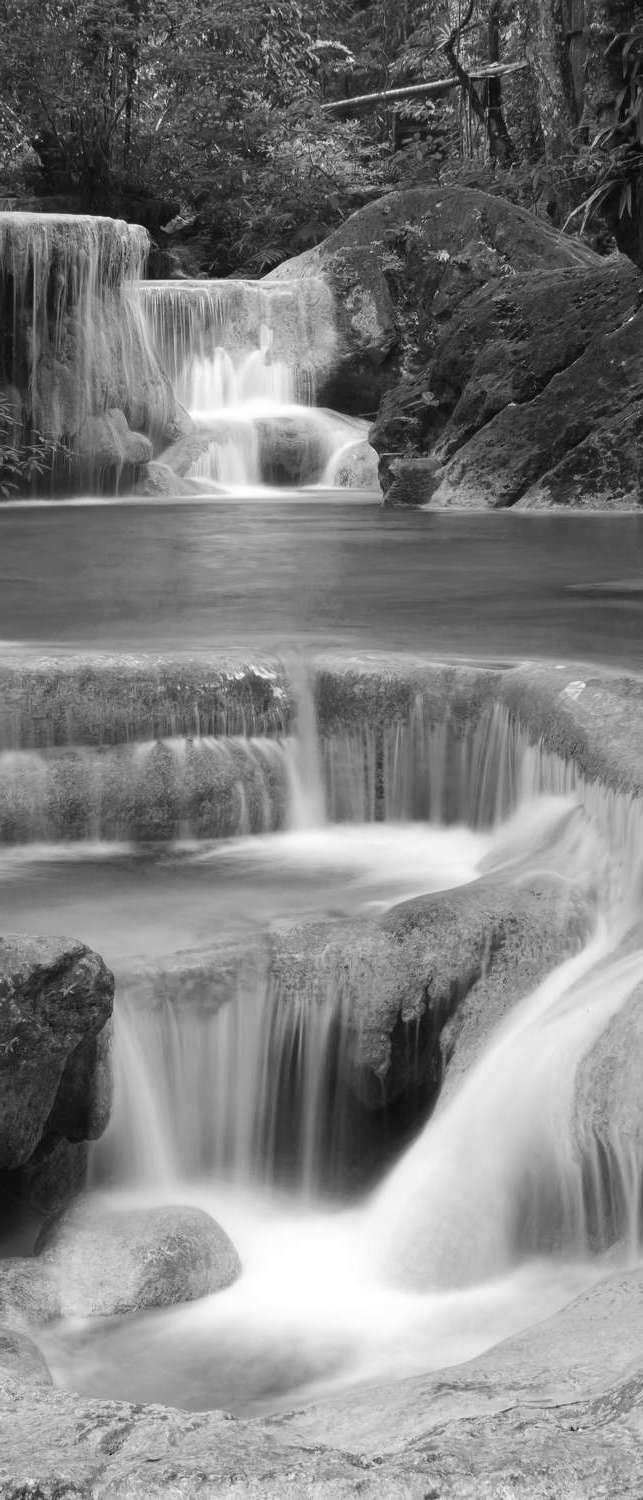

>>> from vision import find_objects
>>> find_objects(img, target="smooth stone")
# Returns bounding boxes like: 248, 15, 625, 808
0, 1323, 52, 1386
36, 1200, 241, 1317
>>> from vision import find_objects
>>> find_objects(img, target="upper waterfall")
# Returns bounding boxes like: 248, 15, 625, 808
0, 211, 178, 490
138, 275, 378, 492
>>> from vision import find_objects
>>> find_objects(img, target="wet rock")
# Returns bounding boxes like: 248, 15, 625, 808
35, 1199, 241, 1316
1, 1270, 643, 1494
77, 409, 153, 474
132, 459, 198, 496
271, 875, 591, 1113
0, 1259, 60, 1327
0, 935, 114, 1171
0, 1324, 52, 1387
326, 439, 380, 490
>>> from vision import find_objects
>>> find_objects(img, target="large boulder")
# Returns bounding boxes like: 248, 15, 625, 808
0, 936, 113, 1171
269, 186, 601, 418
271, 875, 591, 1115
427, 305, 643, 510
35, 1200, 241, 1317
0, 936, 113, 1216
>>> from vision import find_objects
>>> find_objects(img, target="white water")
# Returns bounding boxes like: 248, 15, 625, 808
139, 276, 378, 492
0, 212, 172, 467
24, 687, 640, 1415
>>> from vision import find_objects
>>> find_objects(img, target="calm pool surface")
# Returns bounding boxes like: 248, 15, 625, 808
0, 499, 642, 668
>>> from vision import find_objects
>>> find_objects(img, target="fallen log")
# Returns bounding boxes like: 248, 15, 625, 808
321, 60, 530, 116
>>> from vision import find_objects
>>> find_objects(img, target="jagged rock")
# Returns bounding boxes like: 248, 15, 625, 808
35, 1200, 241, 1317
269, 186, 600, 418
0, 1325, 52, 1387
427, 261, 640, 463
0, 935, 114, 1171
0, 1259, 60, 1328
427, 307, 643, 510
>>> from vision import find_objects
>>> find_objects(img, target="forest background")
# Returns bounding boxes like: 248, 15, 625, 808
0, 0, 641, 275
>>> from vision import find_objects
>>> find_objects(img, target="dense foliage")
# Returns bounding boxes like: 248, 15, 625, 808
0, 0, 641, 270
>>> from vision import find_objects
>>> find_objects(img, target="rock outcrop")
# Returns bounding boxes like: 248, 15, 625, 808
271, 874, 591, 1115
271, 186, 642, 509
36, 1200, 241, 1317
1, 1267, 642, 1495
0, 935, 114, 1212
269, 185, 600, 415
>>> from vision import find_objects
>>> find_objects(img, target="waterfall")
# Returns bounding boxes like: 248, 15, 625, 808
0, 212, 175, 485
84, 686, 643, 1255
369, 935, 643, 1286
138, 276, 378, 492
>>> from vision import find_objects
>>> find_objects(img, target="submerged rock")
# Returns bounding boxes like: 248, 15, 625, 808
0, 935, 114, 1173
35, 1200, 241, 1317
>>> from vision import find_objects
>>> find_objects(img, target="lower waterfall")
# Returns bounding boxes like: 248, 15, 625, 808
5, 678, 641, 1415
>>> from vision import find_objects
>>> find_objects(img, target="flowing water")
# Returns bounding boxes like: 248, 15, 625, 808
2, 681, 642, 1416
139, 276, 375, 491
2, 208, 643, 1427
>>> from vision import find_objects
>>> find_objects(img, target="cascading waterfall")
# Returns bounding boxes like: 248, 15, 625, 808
85, 692, 643, 1243
138, 275, 378, 492
0, 212, 174, 484
8, 671, 642, 1412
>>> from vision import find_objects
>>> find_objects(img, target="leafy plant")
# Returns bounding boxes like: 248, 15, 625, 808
565, 21, 642, 237
0, 400, 54, 498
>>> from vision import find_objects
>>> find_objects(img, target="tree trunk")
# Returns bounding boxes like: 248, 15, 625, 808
485, 0, 517, 164
525, 0, 575, 158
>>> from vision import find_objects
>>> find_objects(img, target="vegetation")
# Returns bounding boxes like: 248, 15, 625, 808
0, 0, 641, 271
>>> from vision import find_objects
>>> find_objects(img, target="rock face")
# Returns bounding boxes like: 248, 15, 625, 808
0, 935, 114, 1211
269, 185, 600, 418
271, 186, 641, 509
36, 1200, 241, 1317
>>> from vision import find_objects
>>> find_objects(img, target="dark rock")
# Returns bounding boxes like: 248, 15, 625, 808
0, 1324, 52, 1386
0, 935, 114, 1171
269, 186, 601, 417
12, 1137, 90, 1217
428, 306, 643, 509
36, 1199, 241, 1316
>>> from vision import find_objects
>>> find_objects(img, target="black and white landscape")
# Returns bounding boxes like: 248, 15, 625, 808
0, 3, 642, 1495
